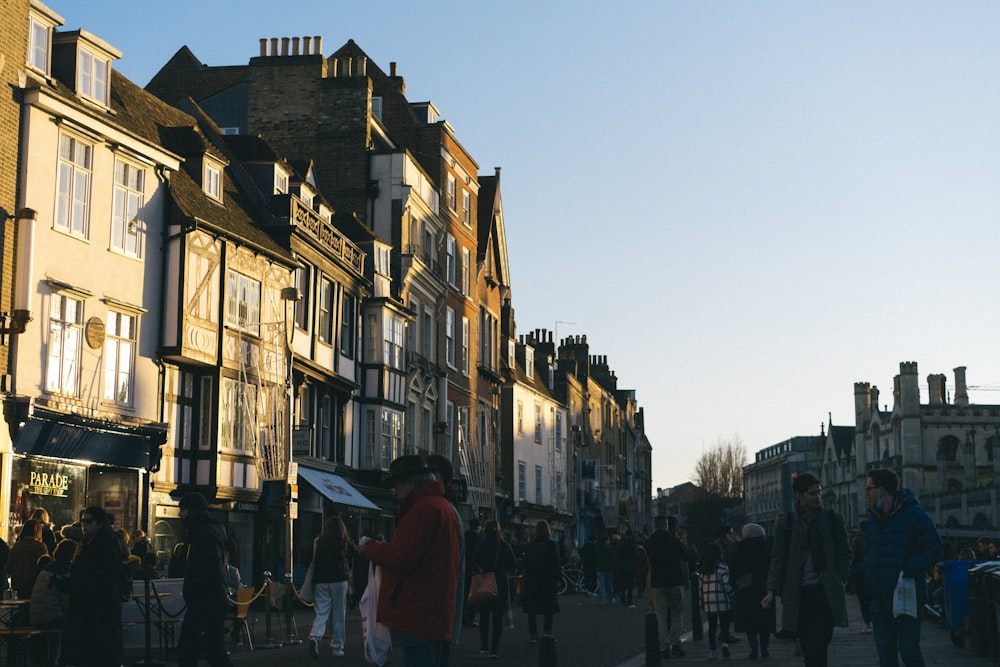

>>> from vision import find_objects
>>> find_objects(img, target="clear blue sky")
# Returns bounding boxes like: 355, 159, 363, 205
55, 1, 1000, 490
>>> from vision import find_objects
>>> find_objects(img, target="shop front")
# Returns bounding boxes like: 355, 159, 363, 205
6, 406, 166, 545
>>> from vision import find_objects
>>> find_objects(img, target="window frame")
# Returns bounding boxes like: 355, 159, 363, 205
447, 174, 457, 212
103, 309, 137, 407
28, 17, 51, 74
317, 277, 334, 344
462, 190, 471, 226
77, 46, 110, 105
461, 246, 470, 295
224, 270, 261, 336
340, 293, 355, 357
518, 461, 527, 503
445, 307, 455, 367
46, 294, 84, 396
204, 162, 222, 200
55, 133, 92, 238
111, 158, 145, 257
461, 316, 470, 375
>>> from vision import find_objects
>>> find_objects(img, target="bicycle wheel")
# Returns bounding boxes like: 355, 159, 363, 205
557, 574, 568, 596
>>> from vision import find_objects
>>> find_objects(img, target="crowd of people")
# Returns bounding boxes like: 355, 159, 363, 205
0, 459, 967, 667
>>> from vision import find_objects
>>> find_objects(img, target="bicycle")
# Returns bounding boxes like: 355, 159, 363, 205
557, 565, 598, 596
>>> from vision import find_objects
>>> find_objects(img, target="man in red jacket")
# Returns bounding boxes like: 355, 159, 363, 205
360, 455, 461, 666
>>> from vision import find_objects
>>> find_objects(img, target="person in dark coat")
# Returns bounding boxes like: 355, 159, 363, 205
63, 507, 128, 667
5, 519, 48, 599
616, 529, 639, 607
463, 518, 483, 625
307, 516, 356, 658
580, 536, 597, 595
472, 519, 518, 658
176, 492, 233, 667
522, 520, 560, 641
730, 523, 776, 658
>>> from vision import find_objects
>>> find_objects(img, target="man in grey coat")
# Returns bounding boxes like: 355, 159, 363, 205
763, 473, 850, 665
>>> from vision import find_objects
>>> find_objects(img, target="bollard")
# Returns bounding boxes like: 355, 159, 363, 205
645, 612, 660, 665
259, 571, 282, 649
539, 634, 557, 667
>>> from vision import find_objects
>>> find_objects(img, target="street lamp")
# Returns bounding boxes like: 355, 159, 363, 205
280, 286, 300, 643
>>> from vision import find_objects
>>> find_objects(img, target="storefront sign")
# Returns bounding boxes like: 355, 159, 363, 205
29, 469, 71, 497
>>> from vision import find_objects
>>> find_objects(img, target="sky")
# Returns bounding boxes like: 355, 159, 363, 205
53, 1, 1000, 491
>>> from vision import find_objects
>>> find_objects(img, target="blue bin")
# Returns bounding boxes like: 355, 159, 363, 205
938, 560, 985, 631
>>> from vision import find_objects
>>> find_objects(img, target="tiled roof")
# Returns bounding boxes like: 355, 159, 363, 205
146, 46, 249, 104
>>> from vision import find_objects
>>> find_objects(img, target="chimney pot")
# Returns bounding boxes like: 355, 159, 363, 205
292, 37, 300, 55
359, 56, 367, 76
314, 36, 322, 54
281, 37, 290, 56
270, 38, 278, 56
302, 36, 312, 54
390, 61, 397, 76
259, 38, 268, 57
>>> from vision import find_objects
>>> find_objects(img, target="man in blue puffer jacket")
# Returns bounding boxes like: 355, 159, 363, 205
864, 468, 941, 667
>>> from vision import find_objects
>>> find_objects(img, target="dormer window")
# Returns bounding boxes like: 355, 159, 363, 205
203, 160, 222, 201
78, 48, 109, 105
275, 169, 289, 195
52, 30, 120, 109
27, 1, 63, 76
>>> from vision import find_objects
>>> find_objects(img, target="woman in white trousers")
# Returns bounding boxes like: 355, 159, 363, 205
308, 517, 356, 658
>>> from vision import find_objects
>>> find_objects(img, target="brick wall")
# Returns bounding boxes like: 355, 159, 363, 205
0, 0, 31, 376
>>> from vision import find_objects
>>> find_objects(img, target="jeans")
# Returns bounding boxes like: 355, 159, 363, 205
402, 640, 442, 667
651, 585, 684, 650
870, 597, 926, 667
177, 604, 233, 667
309, 581, 348, 650
597, 571, 614, 604
798, 584, 834, 667
478, 596, 505, 652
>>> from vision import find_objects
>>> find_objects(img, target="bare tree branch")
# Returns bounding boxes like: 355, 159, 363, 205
693, 434, 747, 498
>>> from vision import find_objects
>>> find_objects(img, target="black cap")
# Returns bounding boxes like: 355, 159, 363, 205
381, 454, 430, 487
179, 492, 208, 513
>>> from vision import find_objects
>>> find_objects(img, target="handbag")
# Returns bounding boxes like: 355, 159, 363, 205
300, 539, 317, 603
468, 548, 500, 604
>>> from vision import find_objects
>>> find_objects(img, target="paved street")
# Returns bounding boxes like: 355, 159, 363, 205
125, 586, 995, 667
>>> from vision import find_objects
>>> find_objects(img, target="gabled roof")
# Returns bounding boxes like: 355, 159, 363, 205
828, 425, 854, 460
476, 170, 511, 288
146, 46, 249, 104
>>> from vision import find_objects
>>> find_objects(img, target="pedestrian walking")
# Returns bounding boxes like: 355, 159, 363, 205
763, 472, 850, 667
472, 520, 518, 658
595, 535, 615, 605
176, 491, 233, 667
700, 542, 734, 660
730, 523, 775, 658
646, 515, 690, 658
308, 516, 357, 658
522, 520, 560, 642
63, 507, 129, 667
360, 454, 461, 666
616, 529, 638, 607
463, 518, 483, 625
864, 468, 942, 667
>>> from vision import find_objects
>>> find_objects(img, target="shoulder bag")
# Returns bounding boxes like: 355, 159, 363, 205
468, 548, 499, 604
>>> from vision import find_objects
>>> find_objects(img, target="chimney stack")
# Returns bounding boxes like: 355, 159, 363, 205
281, 37, 290, 56
954, 366, 969, 406
259, 38, 267, 57
292, 37, 300, 55
390, 61, 397, 76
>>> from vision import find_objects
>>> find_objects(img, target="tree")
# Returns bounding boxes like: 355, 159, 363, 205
693, 435, 747, 498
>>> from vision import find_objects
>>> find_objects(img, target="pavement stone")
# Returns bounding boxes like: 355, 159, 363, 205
124, 587, 996, 667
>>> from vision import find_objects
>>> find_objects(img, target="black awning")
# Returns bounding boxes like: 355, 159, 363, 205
13, 415, 167, 471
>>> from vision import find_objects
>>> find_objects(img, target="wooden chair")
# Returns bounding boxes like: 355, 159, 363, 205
230, 587, 255, 650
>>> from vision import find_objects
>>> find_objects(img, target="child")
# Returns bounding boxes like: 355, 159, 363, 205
700, 542, 734, 660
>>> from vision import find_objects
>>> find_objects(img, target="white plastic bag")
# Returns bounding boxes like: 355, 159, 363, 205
892, 572, 917, 618
360, 562, 392, 666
